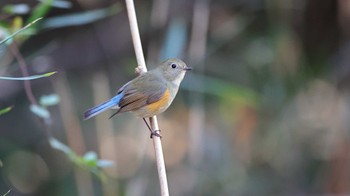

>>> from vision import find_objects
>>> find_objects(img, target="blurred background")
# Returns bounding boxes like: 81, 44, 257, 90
1, 0, 350, 195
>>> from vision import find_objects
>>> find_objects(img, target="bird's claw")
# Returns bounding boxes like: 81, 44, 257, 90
150, 130, 162, 139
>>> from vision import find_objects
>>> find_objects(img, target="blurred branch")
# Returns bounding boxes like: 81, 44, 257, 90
92, 72, 119, 194
188, 0, 210, 63
9, 43, 38, 105
53, 73, 94, 196
0, 71, 56, 80
125, 0, 169, 195
150, 0, 169, 28
187, 0, 210, 167
147, 0, 170, 62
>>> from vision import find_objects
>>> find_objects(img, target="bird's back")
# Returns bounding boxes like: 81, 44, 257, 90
117, 71, 177, 118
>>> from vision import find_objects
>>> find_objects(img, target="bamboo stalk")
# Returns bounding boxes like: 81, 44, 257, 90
124, 0, 169, 195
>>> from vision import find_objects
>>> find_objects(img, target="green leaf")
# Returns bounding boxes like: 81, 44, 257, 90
38, 0, 72, 9
3, 4, 30, 14
0, 17, 43, 45
49, 137, 73, 155
84, 151, 98, 161
3, 189, 11, 196
49, 137, 115, 181
40, 94, 60, 106
0, 71, 56, 80
97, 160, 114, 168
27, 0, 54, 24
0, 106, 13, 116
30, 104, 50, 119
42, 4, 121, 29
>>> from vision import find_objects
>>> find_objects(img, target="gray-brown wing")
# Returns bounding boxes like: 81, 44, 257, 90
117, 73, 167, 113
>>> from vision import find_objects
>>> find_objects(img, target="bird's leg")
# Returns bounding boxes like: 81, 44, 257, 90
143, 118, 162, 139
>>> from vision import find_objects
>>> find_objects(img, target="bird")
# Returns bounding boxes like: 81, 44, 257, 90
84, 58, 192, 138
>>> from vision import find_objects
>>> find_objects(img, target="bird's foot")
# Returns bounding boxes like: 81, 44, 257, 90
150, 130, 162, 139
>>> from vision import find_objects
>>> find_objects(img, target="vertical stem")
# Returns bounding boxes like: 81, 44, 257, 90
150, 116, 169, 195
147, 0, 170, 62
125, 0, 147, 71
9, 43, 38, 105
188, 0, 210, 166
53, 73, 94, 196
124, 0, 169, 195
92, 72, 119, 196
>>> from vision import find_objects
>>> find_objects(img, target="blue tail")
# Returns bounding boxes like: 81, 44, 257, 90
84, 93, 123, 120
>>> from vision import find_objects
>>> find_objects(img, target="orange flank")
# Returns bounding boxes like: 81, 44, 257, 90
146, 89, 171, 114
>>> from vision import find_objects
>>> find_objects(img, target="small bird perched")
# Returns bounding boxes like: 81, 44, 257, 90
84, 58, 192, 138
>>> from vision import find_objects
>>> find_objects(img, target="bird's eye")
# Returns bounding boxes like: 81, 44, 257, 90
171, 63, 177, 68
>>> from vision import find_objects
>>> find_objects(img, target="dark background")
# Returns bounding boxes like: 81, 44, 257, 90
1, 0, 350, 195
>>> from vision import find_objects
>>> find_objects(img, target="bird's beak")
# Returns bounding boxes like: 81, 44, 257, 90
183, 66, 193, 71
